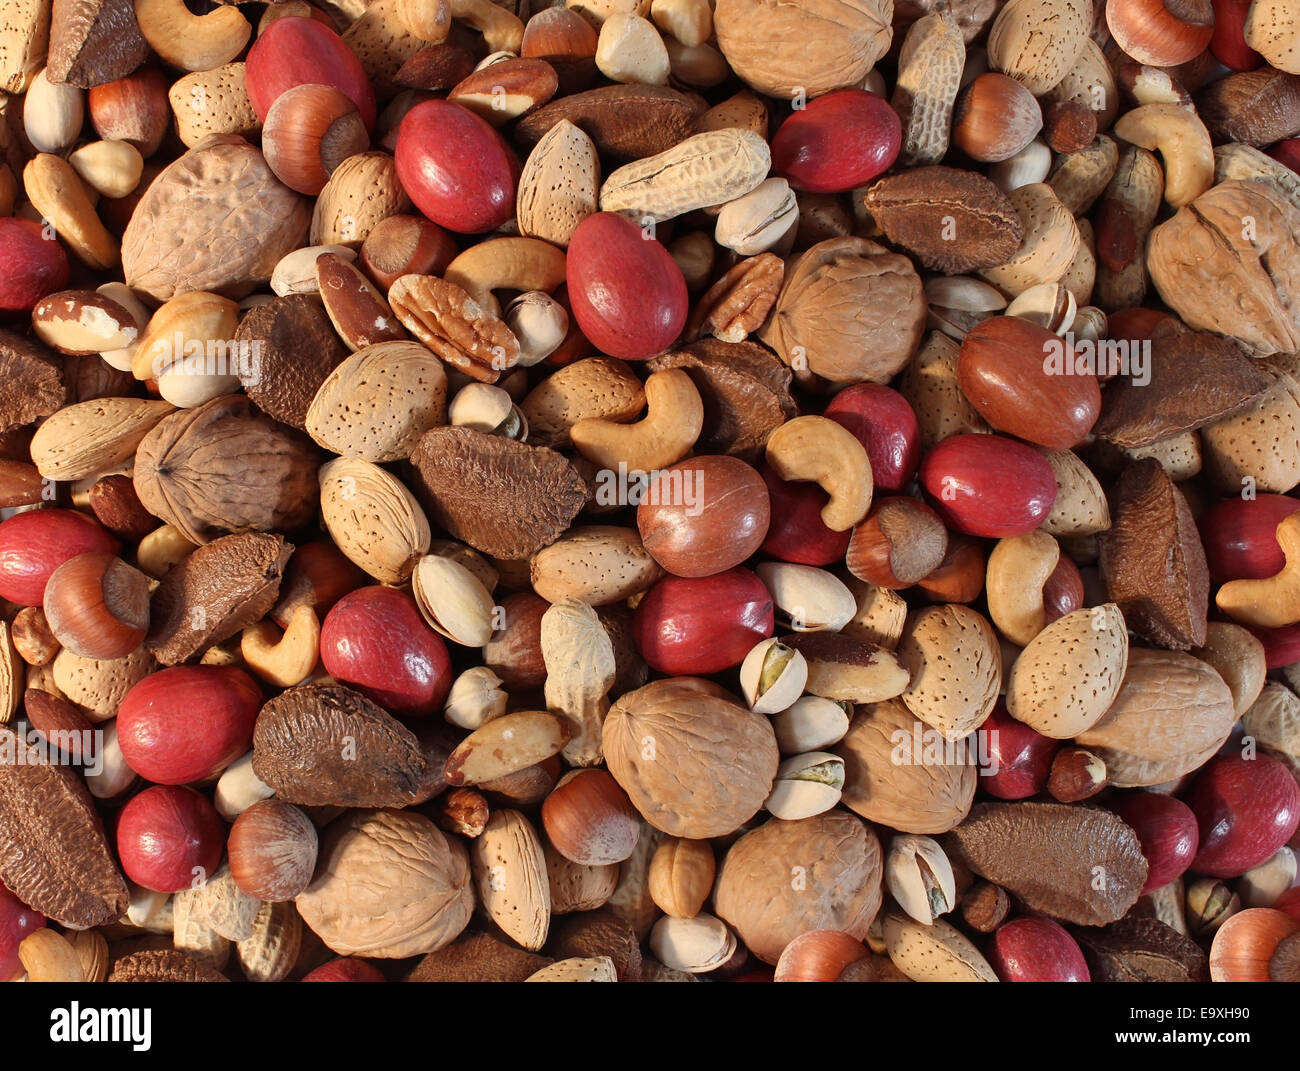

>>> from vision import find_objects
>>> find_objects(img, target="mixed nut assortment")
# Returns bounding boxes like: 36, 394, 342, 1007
1, 0, 1300, 986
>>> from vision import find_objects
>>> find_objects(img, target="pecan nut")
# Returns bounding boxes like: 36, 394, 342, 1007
389, 274, 521, 383
688, 252, 784, 344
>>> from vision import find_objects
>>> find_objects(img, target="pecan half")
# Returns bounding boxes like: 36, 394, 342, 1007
688, 253, 784, 344
389, 274, 520, 383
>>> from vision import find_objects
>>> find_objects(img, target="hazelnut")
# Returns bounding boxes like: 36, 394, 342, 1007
1106, 0, 1215, 68
42, 551, 149, 660
227, 799, 319, 902
262, 84, 371, 196
1047, 746, 1109, 802
952, 73, 1043, 163
846, 497, 949, 590
541, 768, 641, 866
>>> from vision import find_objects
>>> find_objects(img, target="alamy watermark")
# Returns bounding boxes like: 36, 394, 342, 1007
0, 725, 104, 777
891, 720, 1001, 775
147, 335, 263, 386
1043, 332, 1151, 387
592, 462, 704, 516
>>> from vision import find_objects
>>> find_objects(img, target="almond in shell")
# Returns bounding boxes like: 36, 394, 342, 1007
30, 397, 173, 482
1005, 604, 1129, 739
897, 605, 1001, 742
319, 457, 431, 585
469, 809, 551, 951
530, 526, 664, 606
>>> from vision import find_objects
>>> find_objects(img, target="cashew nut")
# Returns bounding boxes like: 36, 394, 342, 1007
23, 154, 119, 270
136, 524, 197, 579
1216, 514, 1300, 629
396, 0, 452, 42
985, 530, 1060, 647
764, 415, 873, 532
241, 605, 321, 688
570, 367, 702, 472
1112, 103, 1213, 210
443, 238, 567, 318
450, 0, 524, 54
134, 0, 252, 72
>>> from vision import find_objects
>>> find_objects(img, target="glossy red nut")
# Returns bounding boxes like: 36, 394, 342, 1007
1187, 754, 1300, 878
321, 586, 453, 717
302, 958, 387, 982
0, 219, 70, 316
1043, 553, 1085, 624
633, 567, 774, 675
0, 509, 119, 607
0, 884, 44, 983
1198, 494, 1300, 584
771, 89, 901, 194
823, 383, 920, 495
1108, 791, 1199, 894
244, 16, 376, 130
117, 665, 262, 786
116, 785, 225, 894
637, 455, 770, 577
1247, 621, 1300, 669
566, 212, 688, 360
757, 464, 851, 566
1270, 139, 1300, 175
978, 702, 1060, 800
919, 434, 1057, 538
394, 99, 519, 234
988, 917, 1090, 982
958, 317, 1101, 449
1210, 0, 1262, 69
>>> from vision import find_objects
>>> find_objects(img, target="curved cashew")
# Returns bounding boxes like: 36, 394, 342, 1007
450, 0, 524, 53
1112, 103, 1213, 210
241, 605, 321, 688
764, 415, 873, 532
1217, 514, 1300, 629
397, 0, 453, 42
133, 290, 240, 381
443, 238, 567, 318
134, 0, 251, 72
23, 154, 119, 270
985, 530, 1060, 647
136, 524, 197, 579
570, 368, 701, 472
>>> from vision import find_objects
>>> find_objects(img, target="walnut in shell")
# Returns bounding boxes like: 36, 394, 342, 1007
408, 426, 587, 560
758, 237, 925, 385
712, 811, 883, 964
602, 677, 779, 839
121, 137, 310, 302
713, 0, 892, 99
1148, 179, 1300, 357
295, 808, 473, 959
133, 395, 321, 546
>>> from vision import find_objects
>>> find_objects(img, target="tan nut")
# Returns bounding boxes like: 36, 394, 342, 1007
24, 68, 85, 155
714, 177, 798, 256
886, 834, 957, 925
738, 636, 808, 714
763, 415, 873, 532
1112, 103, 1213, 210
451, 0, 525, 53
444, 665, 508, 730
214, 750, 275, 820
68, 140, 145, 200
595, 13, 669, 85
136, 524, 198, 579
985, 530, 1062, 647
989, 139, 1053, 193
240, 605, 320, 688
397, 0, 452, 41
648, 836, 715, 918
505, 291, 569, 366
412, 553, 497, 646
134, 0, 252, 72
443, 237, 567, 318
764, 751, 845, 820
19, 929, 86, 983
650, 0, 711, 46
1217, 514, 1300, 629
23, 154, 119, 271
570, 367, 702, 473
270, 244, 356, 297
755, 561, 857, 633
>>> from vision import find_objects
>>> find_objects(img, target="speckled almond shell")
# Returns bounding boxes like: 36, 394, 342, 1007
1005, 605, 1129, 739
898, 604, 1001, 742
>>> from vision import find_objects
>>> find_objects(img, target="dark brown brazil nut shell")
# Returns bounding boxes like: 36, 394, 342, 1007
409, 426, 586, 560
943, 801, 1148, 926
146, 532, 291, 666
1072, 917, 1210, 982
253, 683, 427, 808
45, 0, 150, 88
0, 729, 128, 928
0, 330, 65, 433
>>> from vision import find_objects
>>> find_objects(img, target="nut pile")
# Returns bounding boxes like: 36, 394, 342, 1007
0, 0, 1298, 985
